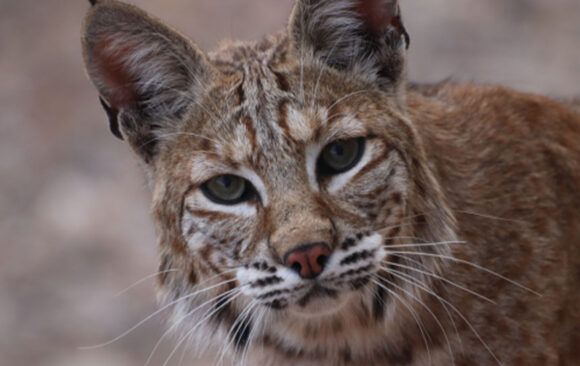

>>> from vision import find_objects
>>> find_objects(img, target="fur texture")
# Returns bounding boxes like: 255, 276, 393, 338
82, 1, 580, 365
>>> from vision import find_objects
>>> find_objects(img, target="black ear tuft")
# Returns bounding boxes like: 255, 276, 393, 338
89, 0, 98, 5
99, 97, 123, 140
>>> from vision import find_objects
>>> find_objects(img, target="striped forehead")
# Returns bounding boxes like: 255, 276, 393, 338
186, 59, 367, 184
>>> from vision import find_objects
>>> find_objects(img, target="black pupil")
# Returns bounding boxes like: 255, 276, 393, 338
330, 144, 344, 156
218, 175, 232, 188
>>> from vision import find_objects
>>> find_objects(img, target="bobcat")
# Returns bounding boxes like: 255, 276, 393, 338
81, 0, 580, 365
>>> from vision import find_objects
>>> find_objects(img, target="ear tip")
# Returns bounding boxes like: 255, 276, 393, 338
89, 0, 98, 5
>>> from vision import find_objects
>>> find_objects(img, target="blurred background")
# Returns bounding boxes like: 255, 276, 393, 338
0, 0, 578, 365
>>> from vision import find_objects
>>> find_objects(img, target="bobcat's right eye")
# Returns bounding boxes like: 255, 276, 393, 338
201, 175, 255, 205
317, 137, 365, 176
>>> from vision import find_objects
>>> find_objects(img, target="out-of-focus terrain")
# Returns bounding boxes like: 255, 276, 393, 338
0, 1, 578, 365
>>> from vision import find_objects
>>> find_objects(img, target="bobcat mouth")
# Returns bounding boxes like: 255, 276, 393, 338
297, 284, 338, 307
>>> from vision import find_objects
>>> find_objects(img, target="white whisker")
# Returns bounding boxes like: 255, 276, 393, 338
384, 266, 464, 351
113, 269, 180, 298
78, 276, 238, 350
382, 258, 496, 304
384, 251, 542, 296
144, 285, 241, 366
374, 274, 455, 366
162, 290, 245, 366
371, 277, 433, 366
385, 240, 466, 250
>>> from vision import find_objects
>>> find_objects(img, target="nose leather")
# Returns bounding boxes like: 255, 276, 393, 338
283, 243, 331, 279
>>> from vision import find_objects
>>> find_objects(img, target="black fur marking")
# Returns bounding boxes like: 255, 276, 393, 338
251, 276, 282, 288
273, 71, 290, 92
89, 0, 97, 5
372, 279, 388, 320
341, 237, 356, 250
212, 288, 237, 325
99, 97, 123, 140
231, 317, 253, 351
256, 288, 290, 300
339, 249, 375, 266
265, 299, 287, 309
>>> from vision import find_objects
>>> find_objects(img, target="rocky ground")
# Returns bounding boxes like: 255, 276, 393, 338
0, 0, 578, 365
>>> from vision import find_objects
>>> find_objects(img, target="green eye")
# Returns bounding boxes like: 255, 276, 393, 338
318, 137, 365, 175
201, 175, 253, 204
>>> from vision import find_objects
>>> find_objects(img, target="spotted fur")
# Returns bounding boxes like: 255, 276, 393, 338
82, 1, 580, 365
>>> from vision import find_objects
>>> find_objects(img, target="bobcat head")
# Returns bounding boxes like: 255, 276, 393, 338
82, 1, 578, 365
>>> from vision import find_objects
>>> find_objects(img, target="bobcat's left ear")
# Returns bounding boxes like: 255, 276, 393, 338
82, 1, 213, 163
290, 0, 409, 94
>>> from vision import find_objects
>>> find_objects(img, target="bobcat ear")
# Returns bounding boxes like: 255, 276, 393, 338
289, 0, 409, 93
82, 1, 213, 162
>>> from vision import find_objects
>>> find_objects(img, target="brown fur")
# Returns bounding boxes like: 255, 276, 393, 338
82, 1, 580, 365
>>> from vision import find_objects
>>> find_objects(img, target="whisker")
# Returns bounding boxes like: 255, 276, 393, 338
370, 277, 433, 366
383, 266, 464, 351
454, 210, 528, 225
326, 89, 372, 112
137, 132, 221, 152
144, 285, 241, 366
384, 240, 466, 250
241, 306, 267, 366
215, 299, 258, 366
384, 251, 542, 296
232, 301, 260, 365
310, 32, 347, 109
113, 269, 180, 298
161, 290, 245, 366
382, 258, 496, 304
381, 269, 504, 366
78, 276, 238, 350
373, 274, 455, 366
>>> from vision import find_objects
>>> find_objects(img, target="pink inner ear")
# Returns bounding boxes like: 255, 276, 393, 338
93, 36, 138, 109
354, 0, 396, 35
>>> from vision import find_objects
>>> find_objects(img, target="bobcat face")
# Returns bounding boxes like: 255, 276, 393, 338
178, 65, 412, 313
82, 0, 459, 364
171, 63, 426, 347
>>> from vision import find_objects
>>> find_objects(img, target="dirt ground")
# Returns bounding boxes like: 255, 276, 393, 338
0, 1, 578, 365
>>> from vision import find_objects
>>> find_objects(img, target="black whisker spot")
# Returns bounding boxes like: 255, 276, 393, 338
341, 237, 356, 250
340, 249, 375, 266
251, 276, 282, 288
265, 299, 287, 309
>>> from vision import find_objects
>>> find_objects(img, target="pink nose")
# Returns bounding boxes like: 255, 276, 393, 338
283, 243, 331, 279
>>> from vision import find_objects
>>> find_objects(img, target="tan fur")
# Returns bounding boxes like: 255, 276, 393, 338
82, 1, 580, 365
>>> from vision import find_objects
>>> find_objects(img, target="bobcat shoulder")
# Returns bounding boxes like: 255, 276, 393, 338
82, 1, 580, 365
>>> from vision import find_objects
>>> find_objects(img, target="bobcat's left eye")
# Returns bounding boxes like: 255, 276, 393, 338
201, 175, 255, 205
318, 137, 365, 175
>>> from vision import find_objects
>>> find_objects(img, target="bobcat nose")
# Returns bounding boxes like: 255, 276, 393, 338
283, 243, 331, 279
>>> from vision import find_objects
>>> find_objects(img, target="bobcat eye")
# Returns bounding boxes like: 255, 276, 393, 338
201, 175, 254, 204
318, 137, 365, 175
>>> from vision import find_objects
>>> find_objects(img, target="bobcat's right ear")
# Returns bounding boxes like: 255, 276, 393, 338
290, 0, 409, 97
82, 1, 213, 162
